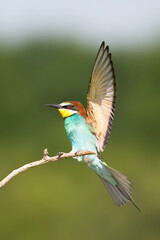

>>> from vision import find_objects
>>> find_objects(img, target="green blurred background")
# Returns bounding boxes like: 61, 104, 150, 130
0, 1, 160, 240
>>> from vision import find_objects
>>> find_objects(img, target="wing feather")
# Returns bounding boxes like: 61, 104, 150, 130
86, 42, 116, 152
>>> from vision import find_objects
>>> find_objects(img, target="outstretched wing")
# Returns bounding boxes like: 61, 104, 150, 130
86, 42, 116, 152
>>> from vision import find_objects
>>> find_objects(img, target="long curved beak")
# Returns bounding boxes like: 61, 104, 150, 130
45, 104, 61, 109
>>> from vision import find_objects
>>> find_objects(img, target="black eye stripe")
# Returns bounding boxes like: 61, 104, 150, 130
63, 105, 72, 109
63, 105, 78, 111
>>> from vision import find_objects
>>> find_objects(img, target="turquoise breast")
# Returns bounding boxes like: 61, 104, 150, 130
64, 114, 111, 179
64, 113, 97, 155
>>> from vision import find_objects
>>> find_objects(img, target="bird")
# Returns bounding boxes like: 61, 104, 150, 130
46, 42, 140, 211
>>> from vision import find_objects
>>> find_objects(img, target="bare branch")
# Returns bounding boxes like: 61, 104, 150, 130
0, 149, 95, 189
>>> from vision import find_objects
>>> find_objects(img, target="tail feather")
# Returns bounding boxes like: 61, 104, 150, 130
99, 164, 140, 211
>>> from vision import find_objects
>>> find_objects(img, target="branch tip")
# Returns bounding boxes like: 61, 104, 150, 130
43, 148, 49, 160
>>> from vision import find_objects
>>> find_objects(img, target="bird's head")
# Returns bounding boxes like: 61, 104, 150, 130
45, 101, 86, 118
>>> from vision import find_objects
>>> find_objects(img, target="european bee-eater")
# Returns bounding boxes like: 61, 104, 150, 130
46, 42, 140, 211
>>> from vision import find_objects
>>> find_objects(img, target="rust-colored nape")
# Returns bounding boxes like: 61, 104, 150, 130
69, 101, 86, 117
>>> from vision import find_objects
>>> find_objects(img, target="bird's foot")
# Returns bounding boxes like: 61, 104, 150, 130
57, 152, 65, 159
74, 152, 82, 162
74, 151, 78, 157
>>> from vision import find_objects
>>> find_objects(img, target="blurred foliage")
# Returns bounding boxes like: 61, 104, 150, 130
0, 41, 160, 240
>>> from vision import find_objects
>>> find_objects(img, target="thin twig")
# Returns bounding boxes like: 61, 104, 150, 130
0, 149, 95, 189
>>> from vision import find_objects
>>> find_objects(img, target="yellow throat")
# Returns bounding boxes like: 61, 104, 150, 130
58, 108, 76, 118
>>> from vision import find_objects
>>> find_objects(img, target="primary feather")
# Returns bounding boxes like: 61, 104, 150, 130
86, 42, 116, 152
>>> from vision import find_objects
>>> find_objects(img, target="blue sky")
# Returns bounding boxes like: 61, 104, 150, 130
0, 0, 160, 47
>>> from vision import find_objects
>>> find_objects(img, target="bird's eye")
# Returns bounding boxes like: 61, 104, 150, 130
67, 105, 72, 109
